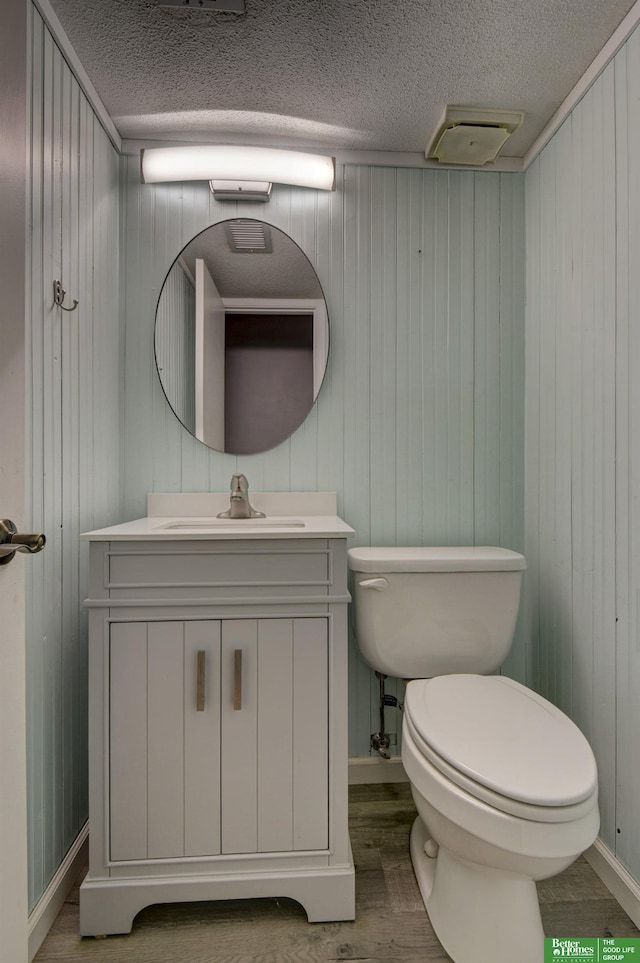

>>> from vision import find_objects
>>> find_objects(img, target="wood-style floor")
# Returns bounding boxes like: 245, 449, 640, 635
35, 783, 639, 962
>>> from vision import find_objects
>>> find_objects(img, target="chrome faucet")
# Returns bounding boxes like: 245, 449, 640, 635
217, 474, 265, 519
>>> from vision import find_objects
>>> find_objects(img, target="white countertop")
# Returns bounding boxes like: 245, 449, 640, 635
81, 492, 355, 541
80, 515, 355, 541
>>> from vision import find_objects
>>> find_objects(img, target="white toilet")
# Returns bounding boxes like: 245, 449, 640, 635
347, 546, 599, 963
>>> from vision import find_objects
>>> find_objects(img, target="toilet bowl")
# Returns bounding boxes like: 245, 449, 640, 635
347, 546, 601, 963
403, 674, 599, 963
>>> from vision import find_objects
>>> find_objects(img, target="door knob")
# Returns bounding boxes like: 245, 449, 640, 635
0, 519, 46, 565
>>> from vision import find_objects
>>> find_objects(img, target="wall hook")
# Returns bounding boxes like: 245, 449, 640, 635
53, 279, 79, 312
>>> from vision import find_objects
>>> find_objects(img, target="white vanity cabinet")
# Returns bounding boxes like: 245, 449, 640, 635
79, 505, 355, 936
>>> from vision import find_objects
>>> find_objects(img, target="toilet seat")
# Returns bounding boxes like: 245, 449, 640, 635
404, 675, 598, 821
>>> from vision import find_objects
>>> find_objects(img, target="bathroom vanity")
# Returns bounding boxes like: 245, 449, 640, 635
79, 492, 355, 936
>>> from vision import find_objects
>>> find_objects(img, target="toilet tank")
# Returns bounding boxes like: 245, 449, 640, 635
347, 547, 526, 679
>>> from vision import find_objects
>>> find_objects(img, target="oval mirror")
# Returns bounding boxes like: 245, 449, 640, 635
155, 218, 329, 455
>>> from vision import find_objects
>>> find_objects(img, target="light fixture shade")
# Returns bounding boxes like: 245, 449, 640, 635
141, 145, 336, 191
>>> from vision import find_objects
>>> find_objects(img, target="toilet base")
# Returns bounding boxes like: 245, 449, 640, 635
409, 817, 545, 963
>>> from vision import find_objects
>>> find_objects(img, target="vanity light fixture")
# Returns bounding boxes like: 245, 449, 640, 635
140, 145, 336, 195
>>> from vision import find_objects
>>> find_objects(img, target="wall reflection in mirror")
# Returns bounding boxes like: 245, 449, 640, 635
155, 219, 329, 455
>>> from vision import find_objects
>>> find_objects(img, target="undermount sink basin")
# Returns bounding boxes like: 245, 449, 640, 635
156, 518, 306, 531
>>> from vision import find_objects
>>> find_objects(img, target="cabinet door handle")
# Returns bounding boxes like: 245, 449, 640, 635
233, 649, 242, 710
196, 650, 206, 711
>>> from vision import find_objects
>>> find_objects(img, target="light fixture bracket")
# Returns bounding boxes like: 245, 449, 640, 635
210, 180, 272, 202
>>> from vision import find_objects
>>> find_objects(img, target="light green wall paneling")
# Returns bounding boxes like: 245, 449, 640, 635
26, 5, 121, 911
614, 24, 640, 881
525, 23, 640, 878
121, 160, 526, 757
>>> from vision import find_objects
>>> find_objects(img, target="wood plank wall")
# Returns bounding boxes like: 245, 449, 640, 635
26, 5, 121, 910
121, 161, 526, 757
525, 24, 640, 879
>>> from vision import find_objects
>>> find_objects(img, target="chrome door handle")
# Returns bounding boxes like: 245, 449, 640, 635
0, 519, 46, 565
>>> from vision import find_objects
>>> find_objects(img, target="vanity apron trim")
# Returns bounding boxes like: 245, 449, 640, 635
106, 579, 332, 589
103, 546, 334, 590
106, 848, 331, 870
84, 594, 351, 608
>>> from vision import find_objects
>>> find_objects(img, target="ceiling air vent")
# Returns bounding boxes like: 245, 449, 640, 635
158, 0, 245, 12
426, 107, 524, 166
225, 220, 273, 254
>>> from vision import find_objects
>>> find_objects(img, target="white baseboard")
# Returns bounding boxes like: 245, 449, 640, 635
28, 822, 89, 962
348, 756, 408, 784
584, 838, 640, 930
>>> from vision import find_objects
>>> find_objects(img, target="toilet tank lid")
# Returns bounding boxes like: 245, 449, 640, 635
347, 546, 526, 573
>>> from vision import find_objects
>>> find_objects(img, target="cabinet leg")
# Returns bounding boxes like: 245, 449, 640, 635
292, 871, 356, 923
80, 879, 143, 936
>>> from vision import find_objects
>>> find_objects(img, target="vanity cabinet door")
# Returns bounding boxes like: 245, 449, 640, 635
109, 620, 221, 862
108, 616, 328, 864
221, 618, 329, 855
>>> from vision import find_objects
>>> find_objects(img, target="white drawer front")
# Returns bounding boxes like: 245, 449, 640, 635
107, 544, 331, 600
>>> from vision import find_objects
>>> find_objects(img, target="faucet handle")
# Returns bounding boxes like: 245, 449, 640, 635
230, 473, 249, 493
217, 474, 265, 519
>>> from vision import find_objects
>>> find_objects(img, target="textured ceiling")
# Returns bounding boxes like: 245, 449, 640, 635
48, 0, 636, 157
